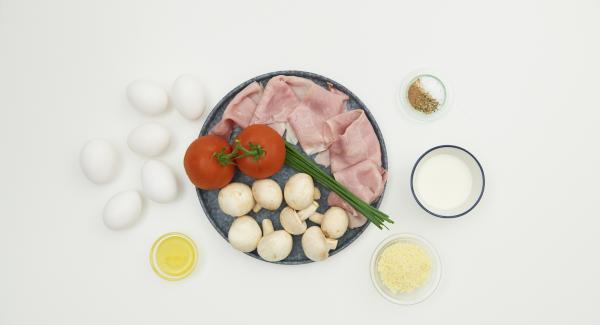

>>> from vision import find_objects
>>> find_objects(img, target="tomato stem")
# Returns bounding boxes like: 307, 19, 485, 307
236, 141, 265, 161
213, 139, 265, 165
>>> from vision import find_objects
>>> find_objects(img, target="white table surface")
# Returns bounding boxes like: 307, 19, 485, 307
1, 0, 600, 324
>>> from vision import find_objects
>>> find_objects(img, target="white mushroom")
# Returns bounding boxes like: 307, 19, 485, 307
257, 219, 293, 262
279, 207, 307, 235
252, 179, 282, 212
313, 187, 321, 200
228, 216, 262, 252
309, 212, 324, 225
218, 183, 255, 217
297, 201, 319, 220
302, 226, 338, 262
321, 207, 349, 239
284, 173, 314, 210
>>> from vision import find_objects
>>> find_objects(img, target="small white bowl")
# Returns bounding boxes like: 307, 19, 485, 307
411, 145, 485, 218
398, 70, 452, 122
370, 233, 442, 305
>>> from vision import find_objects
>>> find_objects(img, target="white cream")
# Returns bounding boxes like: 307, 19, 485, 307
414, 153, 473, 212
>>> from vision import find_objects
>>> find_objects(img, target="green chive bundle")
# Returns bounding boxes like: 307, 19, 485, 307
284, 141, 393, 229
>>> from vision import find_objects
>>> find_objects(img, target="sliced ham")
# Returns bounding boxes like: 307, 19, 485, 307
268, 122, 286, 136
287, 84, 348, 154
210, 82, 263, 139
328, 160, 387, 228
324, 110, 382, 173
284, 123, 298, 144
250, 76, 302, 125
314, 150, 330, 167
276, 75, 314, 101
323, 110, 386, 228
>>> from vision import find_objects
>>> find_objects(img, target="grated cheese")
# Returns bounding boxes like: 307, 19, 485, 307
377, 242, 431, 294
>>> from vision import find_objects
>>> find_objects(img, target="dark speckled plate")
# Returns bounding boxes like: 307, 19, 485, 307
197, 71, 388, 264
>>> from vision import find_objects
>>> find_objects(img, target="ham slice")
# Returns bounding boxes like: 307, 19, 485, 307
250, 76, 302, 125
210, 82, 263, 139
287, 84, 348, 154
322, 110, 385, 228
324, 110, 382, 173
328, 160, 387, 228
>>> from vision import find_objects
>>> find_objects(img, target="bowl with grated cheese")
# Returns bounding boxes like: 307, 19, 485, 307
370, 233, 441, 305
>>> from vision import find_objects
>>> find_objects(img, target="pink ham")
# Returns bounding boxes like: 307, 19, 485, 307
328, 160, 387, 228
248, 76, 313, 136
287, 84, 348, 154
276, 75, 315, 100
322, 109, 386, 228
324, 110, 382, 173
250, 76, 301, 125
210, 82, 263, 139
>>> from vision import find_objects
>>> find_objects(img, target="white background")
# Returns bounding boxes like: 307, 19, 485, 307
1, 0, 599, 324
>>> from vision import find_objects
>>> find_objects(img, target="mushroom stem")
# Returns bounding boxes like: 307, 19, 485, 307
309, 212, 324, 225
298, 201, 319, 221
262, 219, 274, 235
253, 202, 262, 213
313, 187, 321, 200
326, 238, 338, 250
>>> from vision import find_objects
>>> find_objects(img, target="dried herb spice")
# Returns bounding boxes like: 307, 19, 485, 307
407, 78, 440, 114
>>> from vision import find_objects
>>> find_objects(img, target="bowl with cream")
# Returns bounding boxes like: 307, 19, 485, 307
411, 145, 485, 218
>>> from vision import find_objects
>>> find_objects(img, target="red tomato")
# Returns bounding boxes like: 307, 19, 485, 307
235, 124, 285, 179
184, 135, 235, 189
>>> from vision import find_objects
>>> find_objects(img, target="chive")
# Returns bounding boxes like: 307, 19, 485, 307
284, 141, 393, 229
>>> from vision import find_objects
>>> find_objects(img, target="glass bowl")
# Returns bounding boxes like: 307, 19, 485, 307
150, 232, 198, 281
398, 69, 452, 122
370, 233, 442, 305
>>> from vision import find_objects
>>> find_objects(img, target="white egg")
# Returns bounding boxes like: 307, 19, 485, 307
80, 139, 119, 184
126, 80, 168, 115
103, 190, 143, 230
127, 123, 170, 157
171, 74, 206, 120
141, 160, 178, 203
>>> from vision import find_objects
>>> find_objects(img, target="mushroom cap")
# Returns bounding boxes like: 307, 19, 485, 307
321, 207, 349, 239
257, 230, 293, 262
252, 179, 282, 210
280, 207, 307, 235
218, 182, 254, 217
302, 226, 337, 262
284, 173, 314, 210
228, 216, 262, 252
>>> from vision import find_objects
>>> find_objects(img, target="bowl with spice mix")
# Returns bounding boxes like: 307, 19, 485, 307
370, 233, 442, 305
399, 70, 452, 122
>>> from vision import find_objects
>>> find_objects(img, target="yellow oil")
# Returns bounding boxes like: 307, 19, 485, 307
150, 233, 197, 280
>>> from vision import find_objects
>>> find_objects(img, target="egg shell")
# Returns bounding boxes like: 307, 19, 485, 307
127, 80, 168, 115
171, 74, 206, 120
141, 160, 178, 203
127, 123, 170, 157
80, 139, 119, 184
103, 190, 143, 230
